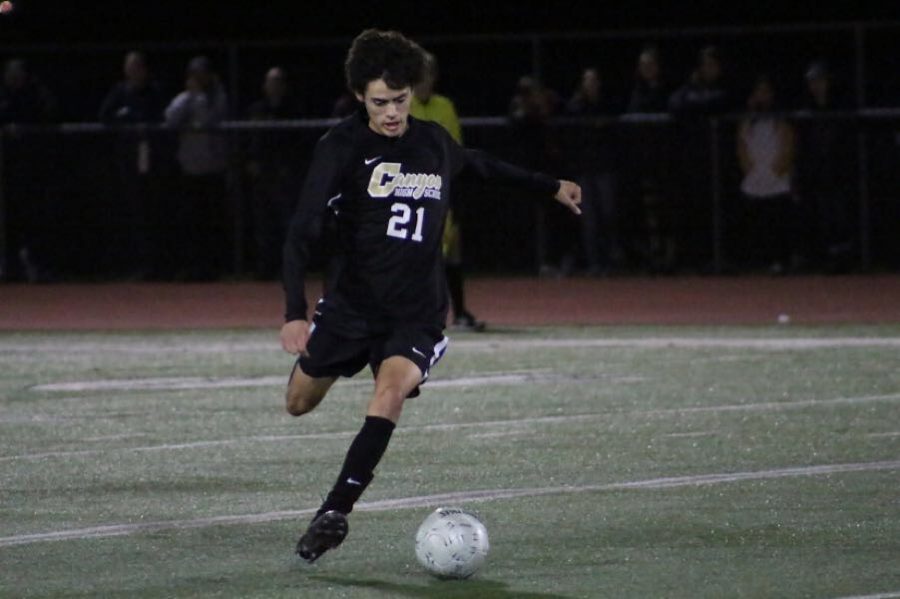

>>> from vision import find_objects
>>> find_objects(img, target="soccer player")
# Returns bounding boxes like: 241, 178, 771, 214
281, 29, 581, 563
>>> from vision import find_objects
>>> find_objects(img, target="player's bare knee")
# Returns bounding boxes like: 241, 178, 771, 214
373, 385, 407, 410
286, 398, 312, 417
284, 394, 307, 417
285, 389, 319, 417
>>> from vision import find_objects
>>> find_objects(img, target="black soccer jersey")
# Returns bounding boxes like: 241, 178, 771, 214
283, 111, 559, 331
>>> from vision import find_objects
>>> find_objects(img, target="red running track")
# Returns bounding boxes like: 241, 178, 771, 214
1, 275, 899, 330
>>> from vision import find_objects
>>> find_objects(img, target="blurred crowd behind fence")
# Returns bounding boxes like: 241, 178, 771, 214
1, 22, 900, 281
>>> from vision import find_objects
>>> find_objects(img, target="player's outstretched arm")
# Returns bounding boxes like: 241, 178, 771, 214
449, 142, 581, 214
555, 180, 582, 215
281, 319, 311, 356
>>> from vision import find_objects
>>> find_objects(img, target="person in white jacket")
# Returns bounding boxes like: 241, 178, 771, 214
164, 56, 230, 280
736, 74, 797, 274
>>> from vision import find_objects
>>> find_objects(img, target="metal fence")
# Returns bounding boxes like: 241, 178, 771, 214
1, 111, 898, 282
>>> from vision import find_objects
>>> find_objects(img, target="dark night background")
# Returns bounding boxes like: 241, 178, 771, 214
2, 1, 899, 43
2, 0, 900, 279
3, 0, 900, 118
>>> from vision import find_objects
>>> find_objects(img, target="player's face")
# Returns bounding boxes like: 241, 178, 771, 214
357, 78, 411, 138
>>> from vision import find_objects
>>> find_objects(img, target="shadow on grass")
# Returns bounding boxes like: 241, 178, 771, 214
310, 574, 573, 598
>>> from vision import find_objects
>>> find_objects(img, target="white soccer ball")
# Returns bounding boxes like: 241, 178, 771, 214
414, 507, 490, 579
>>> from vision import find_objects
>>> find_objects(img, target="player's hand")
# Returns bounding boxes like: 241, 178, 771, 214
555, 180, 582, 215
280, 319, 311, 356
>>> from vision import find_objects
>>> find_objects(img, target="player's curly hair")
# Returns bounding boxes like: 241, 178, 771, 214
344, 29, 426, 95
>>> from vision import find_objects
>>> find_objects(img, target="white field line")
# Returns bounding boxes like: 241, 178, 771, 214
0, 430, 359, 462
663, 432, 718, 438
82, 433, 149, 442
834, 593, 900, 599
29, 370, 555, 393
30, 376, 287, 392
453, 338, 900, 351
0, 414, 64, 423
1, 459, 897, 548
467, 430, 530, 440
4, 336, 900, 356
640, 393, 900, 417
4, 392, 900, 463
865, 432, 900, 438
689, 355, 767, 364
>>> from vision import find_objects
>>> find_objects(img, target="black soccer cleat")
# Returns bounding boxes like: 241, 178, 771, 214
296, 510, 349, 563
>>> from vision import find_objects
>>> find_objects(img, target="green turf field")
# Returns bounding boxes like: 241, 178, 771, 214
1, 326, 899, 598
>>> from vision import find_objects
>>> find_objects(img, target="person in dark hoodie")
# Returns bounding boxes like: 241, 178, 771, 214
796, 61, 855, 272
628, 45, 668, 113
625, 45, 676, 272
565, 67, 622, 275
99, 51, 165, 278
246, 66, 304, 279
0, 58, 58, 282
667, 45, 732, 272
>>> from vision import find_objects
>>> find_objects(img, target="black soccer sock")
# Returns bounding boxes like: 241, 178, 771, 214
316, 416, 396, 518
445, 264, 466, 318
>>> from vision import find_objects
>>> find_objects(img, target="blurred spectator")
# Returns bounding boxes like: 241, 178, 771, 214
331, 90, 358, 118
508, 75, 569, 276
412, 52, 462, 139
736, 74, 797, 274
164, 55, 230, 280
669, 45, 730, 115
509, 75, 561, 122
246, 66, 302, 279
797, 60, 855, 272
565, 67, 622, 275
0, 59, 57, 123
668, 45, 732, 272
628, 45, 668, 113
0, 58, 58, 282
412, 51, 484, 331
625, 45, 676, 272
98, 51, 164, 279
99, 52, 164, 124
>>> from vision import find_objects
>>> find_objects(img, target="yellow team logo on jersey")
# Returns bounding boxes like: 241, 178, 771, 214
367, 162, 442, 200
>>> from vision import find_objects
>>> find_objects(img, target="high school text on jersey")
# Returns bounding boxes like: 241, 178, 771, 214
367, 162, 442, 200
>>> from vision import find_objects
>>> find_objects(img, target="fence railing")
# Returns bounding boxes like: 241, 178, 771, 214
1, 111, 898, 282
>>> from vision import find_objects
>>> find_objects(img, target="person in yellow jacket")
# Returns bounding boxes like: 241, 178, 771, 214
411, 51, 485, 331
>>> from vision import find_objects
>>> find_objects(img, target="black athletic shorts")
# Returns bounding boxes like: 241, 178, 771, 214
297, 317, 449, 398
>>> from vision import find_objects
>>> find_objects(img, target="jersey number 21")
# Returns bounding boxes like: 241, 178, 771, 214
387, 203, 425, 242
